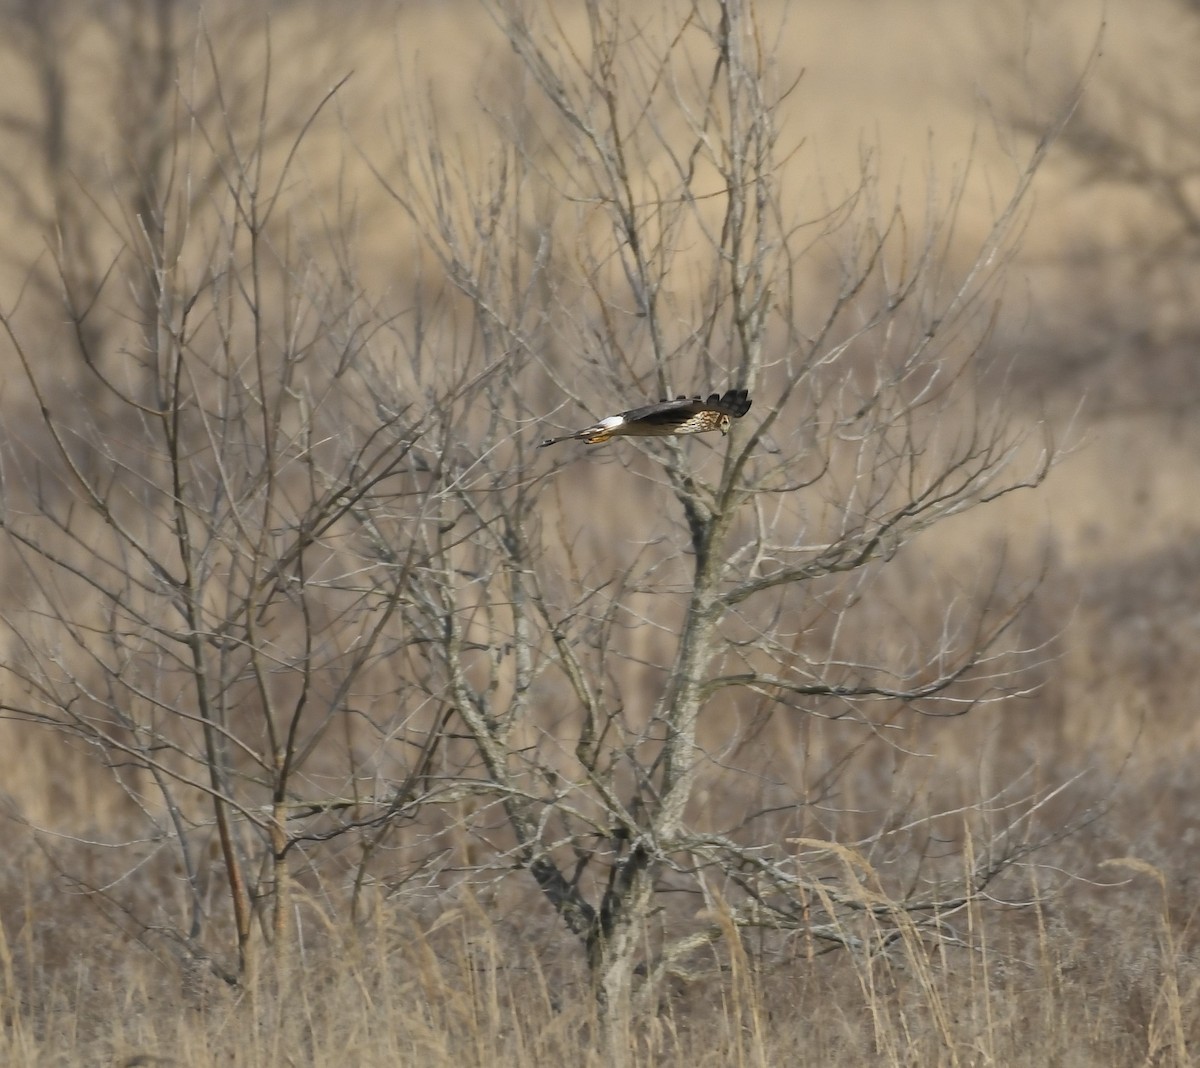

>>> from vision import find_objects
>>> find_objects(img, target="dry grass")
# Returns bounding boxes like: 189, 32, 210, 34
3, 0, 1200, 1064
1, 829, 1195, 1067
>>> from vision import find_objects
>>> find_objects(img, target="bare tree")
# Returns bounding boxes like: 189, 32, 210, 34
999, 3, 1200, 412
0, 18, 488, 984
366, 0, 1070, 1035
0, 0, 350, 391
0, 0, 1075, 1045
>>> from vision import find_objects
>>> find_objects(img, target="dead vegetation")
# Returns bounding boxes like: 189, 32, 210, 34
1, 1, 1198, 1065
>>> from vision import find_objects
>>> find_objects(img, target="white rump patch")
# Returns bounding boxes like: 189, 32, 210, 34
597, 415, 625, 430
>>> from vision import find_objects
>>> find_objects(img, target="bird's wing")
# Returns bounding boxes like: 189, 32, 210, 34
710, 389, 752, 418
616, 395, 709, 428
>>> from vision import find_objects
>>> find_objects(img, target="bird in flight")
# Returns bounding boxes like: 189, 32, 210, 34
539, 389, 752, 448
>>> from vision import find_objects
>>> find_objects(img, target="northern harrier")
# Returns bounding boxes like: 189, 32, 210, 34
539, 389, 752, 448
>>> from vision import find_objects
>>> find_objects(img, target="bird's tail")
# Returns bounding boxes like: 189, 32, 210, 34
538, 433, 579, 448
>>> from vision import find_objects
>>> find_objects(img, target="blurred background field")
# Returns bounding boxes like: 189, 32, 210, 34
4, 1, 1200, 1064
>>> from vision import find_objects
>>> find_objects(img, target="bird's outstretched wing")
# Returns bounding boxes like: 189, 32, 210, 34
539, 389, 752, 447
